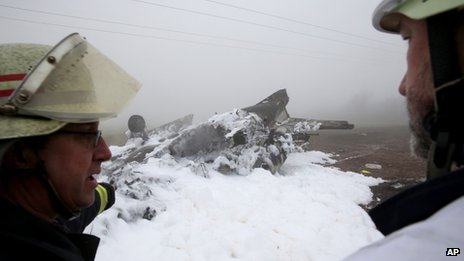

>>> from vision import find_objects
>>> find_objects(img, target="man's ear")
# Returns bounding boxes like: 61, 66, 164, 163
2, 140, 41, 169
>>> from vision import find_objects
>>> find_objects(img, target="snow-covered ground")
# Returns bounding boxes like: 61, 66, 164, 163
87, 147, 384, 261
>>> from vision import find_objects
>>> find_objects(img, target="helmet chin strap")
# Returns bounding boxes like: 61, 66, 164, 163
35, 162, 81, 220
2, 139, 81, 220
426, 10, 464, 180
1, 163, 81, 221
43, 174, 81, 221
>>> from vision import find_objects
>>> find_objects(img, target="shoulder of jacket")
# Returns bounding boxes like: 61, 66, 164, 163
344, 196, 464, 261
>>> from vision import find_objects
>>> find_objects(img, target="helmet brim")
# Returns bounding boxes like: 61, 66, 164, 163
0, 115, 66, 139
373, 0, 464, 33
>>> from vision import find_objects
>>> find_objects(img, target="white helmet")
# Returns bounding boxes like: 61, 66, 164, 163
0, 33, 141, 140
373, 0, 464, 33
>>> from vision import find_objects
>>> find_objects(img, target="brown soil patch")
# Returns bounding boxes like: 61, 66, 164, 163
308, 125, 427, 209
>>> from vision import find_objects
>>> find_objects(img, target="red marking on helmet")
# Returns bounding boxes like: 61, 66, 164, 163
0, 89, 14, 97
0, 74, 26, 82
0, 74, 26, 97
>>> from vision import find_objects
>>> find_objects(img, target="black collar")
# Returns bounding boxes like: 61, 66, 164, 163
369, 168, 464, 235
0, 199, 100, 261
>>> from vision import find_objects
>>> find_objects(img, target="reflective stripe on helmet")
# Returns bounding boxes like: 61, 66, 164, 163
0, 89, 14, 97
0, 74, 26, 98
0, 74, 26, 83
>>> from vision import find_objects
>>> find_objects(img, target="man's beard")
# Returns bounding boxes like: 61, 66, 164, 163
406, 61, 434, 160
409, 125, 431, 159
408, 107, 432, 160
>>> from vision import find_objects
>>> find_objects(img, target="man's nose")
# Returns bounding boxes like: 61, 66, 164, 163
399, 74, 407, 96
94, 137, 112, 161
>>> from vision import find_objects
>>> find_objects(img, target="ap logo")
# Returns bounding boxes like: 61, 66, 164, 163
446, 248, 460, 256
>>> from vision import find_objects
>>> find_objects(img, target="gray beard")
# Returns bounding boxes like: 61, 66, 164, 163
409, 121, 431, 160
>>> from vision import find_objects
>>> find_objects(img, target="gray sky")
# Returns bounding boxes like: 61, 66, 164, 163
0, 0, 408, 134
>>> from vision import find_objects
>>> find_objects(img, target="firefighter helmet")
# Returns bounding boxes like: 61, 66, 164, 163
373, 0, 464, 33
0, 33, 141, 140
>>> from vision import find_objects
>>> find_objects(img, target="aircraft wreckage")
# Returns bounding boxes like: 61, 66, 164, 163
102, 89, 354, 221
106, 89, 353, 178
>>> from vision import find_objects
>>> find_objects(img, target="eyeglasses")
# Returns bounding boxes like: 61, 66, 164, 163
54, 130, 102, 148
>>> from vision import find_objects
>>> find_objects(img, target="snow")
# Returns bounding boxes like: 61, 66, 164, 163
86, 147, 385, 261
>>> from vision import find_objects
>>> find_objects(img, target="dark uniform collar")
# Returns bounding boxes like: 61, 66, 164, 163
369, 168, 464, 235
0, 199, 100, 261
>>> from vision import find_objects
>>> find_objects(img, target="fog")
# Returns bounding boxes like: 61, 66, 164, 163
0, 0, 408, 140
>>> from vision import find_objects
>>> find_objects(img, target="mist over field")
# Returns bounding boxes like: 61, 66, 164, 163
0, 0, 408, 145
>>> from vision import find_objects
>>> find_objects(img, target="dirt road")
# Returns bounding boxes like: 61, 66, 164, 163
308, 125, 427, 209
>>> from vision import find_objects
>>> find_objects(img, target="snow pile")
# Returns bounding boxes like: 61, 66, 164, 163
88, 149, 384, 261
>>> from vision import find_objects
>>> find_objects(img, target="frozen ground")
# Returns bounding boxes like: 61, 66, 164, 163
308, 125, 426, 209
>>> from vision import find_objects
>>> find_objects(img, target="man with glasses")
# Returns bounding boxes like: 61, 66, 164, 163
0, 33, 140, 260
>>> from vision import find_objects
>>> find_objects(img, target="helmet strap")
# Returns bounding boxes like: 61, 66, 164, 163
41, 172, 81, 221
426, 10, 464, 179
27, 157, 82, 221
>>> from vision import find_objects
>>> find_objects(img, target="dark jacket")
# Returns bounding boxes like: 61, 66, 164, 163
343, 168, 464, 260
0, 183, 115, 261
0, 199, 99, 261
369, 167, 464, 235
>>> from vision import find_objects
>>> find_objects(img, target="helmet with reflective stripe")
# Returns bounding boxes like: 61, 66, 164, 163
0, 43, 66, 139
373, 0, 464, 33
0, 33, 141, 140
